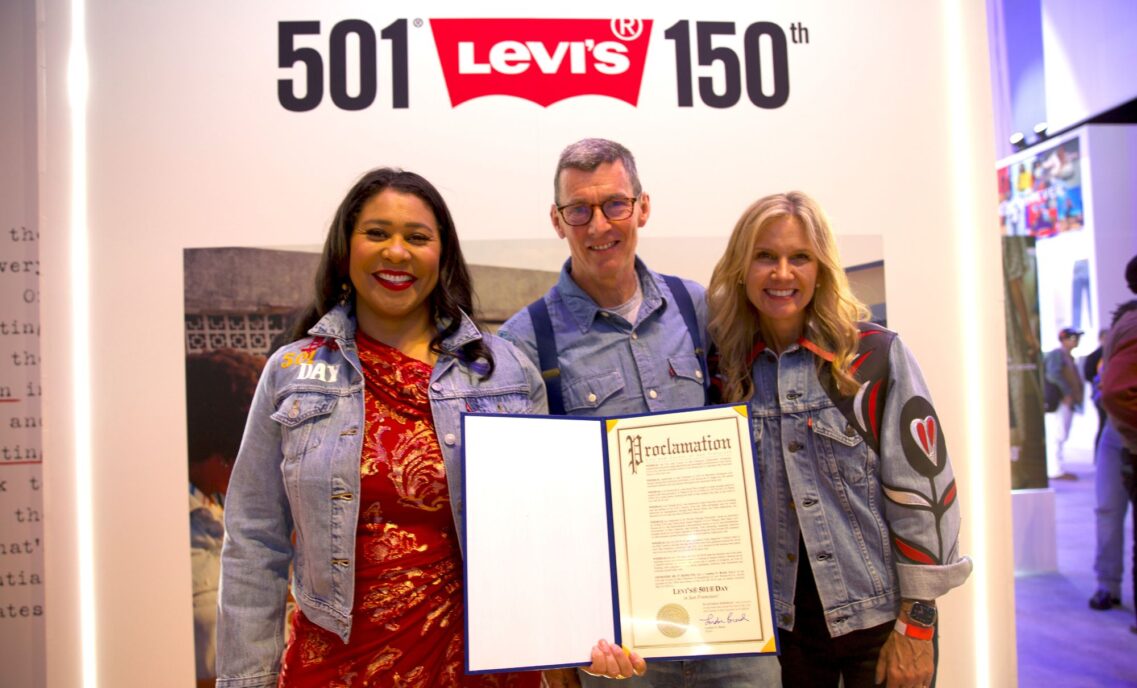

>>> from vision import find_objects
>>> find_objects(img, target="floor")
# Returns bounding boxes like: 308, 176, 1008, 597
1015, 448, 1137, 687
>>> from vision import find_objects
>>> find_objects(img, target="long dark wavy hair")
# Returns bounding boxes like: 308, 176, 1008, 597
288, 167, 494, 375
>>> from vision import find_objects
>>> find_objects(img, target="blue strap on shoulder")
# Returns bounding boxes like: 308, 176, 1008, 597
662, 274, 709, 400
526, 295, 565, 415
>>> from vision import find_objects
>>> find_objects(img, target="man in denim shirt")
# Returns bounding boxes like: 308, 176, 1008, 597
500, 138, 778, 687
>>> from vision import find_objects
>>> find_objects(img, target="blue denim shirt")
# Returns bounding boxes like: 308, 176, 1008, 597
499, 258, 708, 415
750, 334, 971, 638
216, 304, 547, 688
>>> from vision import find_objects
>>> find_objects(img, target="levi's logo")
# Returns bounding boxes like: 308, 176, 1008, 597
430, 18, 653, 107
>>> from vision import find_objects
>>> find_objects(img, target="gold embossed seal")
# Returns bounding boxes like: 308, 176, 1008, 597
656, 603, 690, 638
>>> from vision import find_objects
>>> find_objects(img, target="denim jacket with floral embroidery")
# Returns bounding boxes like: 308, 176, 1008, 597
748, 326, 971, 637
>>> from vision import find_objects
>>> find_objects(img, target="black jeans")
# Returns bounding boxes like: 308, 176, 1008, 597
1123, 448, 1137, 624
779, 539, 938, 687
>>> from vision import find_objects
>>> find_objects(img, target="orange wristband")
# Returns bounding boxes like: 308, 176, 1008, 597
894, 618, 935, 640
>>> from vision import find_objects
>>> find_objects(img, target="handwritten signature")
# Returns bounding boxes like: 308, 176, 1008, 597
701, 611, 751, 626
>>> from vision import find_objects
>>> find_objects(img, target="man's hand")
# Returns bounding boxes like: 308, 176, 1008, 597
874, 630, 934, 688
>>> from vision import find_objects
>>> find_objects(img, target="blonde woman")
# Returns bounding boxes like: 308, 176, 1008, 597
707, 192, 971, 688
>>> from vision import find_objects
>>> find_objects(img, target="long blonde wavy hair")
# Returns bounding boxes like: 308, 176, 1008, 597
708, 191, 871, 402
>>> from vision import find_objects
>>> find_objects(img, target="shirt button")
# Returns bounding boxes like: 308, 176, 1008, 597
443, 433, 457, 446
587, 392, 598, 404
431, 382, 442, 392
648, 389, 658, 399
695, 370, 704, 380
631, 332, 639, 340
600, 312, 610, 318
787, 552, 796, 562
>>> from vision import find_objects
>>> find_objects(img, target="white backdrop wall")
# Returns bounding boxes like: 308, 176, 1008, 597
39, 1, 1014, 686
1042, 0, 1137, 133
1083, 125, 1137, 327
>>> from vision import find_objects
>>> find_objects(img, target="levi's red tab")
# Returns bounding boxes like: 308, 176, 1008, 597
430, 18, 653, 107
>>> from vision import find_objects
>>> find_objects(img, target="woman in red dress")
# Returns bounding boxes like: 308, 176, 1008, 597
217, 169, 643, 687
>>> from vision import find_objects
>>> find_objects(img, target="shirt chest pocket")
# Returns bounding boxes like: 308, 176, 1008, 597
809, 407, 872, 484
563, 370, 625, 414
271, 391, 339, 461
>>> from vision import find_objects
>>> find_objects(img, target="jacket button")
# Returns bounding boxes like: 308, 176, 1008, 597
443, 433, 457, 446
787, 441, 803, 452
695, 370, 704, 380
648, 389, 658, 399
431, 382, 442, 392
787, 552, 796, 562
588, 392, 598, 404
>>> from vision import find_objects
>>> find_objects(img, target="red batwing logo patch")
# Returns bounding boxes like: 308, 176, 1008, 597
430, 18, 653, 107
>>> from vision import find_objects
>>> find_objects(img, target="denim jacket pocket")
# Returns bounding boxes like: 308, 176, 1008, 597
462, 390, 535, 414
271, 391, 338, 461
811, 407, 870, 484
563, 370, 625, 413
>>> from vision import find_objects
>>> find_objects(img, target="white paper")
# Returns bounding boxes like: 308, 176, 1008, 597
463, 414, 616, 672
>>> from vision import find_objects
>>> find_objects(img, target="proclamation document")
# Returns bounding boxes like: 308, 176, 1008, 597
462, 405, 776, 674
608, 405, 776, 659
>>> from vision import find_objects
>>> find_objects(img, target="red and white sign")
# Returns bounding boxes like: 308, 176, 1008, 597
430, 18, 653, 107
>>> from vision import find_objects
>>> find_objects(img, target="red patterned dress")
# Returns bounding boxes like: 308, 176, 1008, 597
278, 331, 540, 688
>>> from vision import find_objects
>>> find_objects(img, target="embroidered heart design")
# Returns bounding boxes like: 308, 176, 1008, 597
909, 416, 938, 466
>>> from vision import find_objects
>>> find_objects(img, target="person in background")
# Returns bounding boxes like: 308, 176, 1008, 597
707, 191, 971, 687
500, 138, 773, 687
217, 168, 634, 687
1099, 255, 1137, 633
185, 348, 266, 688
1087, 325, 1132, 612
1044, 327, 1085, 480
1084, 329, 1108, 452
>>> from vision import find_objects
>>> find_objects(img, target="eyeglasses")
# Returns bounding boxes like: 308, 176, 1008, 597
556, 197, 639, 226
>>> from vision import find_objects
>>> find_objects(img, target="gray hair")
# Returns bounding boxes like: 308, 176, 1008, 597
553, 138, 642, 201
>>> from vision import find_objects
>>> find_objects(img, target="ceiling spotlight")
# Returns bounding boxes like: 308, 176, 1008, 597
1010, 131, 1027, 151
1033, 122, 1049, 140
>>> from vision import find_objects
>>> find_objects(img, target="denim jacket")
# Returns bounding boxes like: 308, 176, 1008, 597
216, 304, 547, 688
750, 330, 971, 638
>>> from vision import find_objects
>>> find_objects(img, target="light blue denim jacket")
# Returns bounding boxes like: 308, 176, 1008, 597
750, 333, 971, 638
499, 258, 708, 415
216, 304, 547, 688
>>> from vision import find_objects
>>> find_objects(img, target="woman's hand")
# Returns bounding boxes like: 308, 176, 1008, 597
873, 630, 933, 688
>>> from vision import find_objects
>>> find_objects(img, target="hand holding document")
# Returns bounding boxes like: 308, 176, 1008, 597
462, 405, 778, 674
